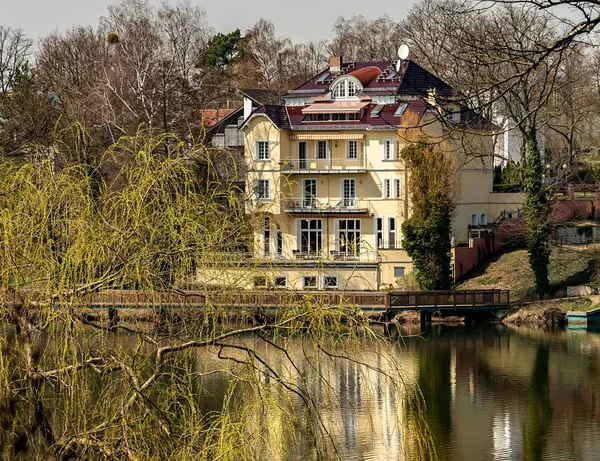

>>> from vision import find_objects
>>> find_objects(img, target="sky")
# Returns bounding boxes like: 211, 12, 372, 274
1, 0, 419, 45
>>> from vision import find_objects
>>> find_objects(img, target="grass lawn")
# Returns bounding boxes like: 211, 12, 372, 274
456, 246, 595, 302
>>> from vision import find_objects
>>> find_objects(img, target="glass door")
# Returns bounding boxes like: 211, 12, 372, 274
342, 179, 356, 208
298, 142, 307, 169
303, 179, 317, 208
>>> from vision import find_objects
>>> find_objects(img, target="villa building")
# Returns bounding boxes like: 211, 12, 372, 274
213, 56, 523, 291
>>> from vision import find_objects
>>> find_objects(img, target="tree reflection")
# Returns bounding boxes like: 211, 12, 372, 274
523, 344, 551, 461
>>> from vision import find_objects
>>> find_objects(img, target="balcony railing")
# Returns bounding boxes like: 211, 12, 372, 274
280, 156, 367, 172
292, 249, 378, 262
283, 197, 372, 214
197, 250, 378, 263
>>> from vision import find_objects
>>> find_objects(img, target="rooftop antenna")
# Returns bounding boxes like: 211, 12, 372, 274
396, 44, 409, 72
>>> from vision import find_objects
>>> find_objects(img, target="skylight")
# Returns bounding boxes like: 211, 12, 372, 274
316, 72, 330, 83
394, 103, 408, 117
370, 104, 385, 117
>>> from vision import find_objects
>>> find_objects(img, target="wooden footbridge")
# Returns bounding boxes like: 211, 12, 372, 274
2, 289, 510, 324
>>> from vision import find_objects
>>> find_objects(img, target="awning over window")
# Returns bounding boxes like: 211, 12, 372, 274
288, 133, 365, 140
302, 100, 370, 114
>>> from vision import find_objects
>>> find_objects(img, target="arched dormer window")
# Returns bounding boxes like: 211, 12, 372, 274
331, 77, 362, 100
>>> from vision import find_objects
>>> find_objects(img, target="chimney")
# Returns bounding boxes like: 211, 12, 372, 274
329, 56, 342, 72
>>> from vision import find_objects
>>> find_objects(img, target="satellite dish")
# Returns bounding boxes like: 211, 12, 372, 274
398, 44, 410, 60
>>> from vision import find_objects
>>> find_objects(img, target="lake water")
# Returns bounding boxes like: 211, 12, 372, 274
196, 323, 600, 460
5, 320, 600, 460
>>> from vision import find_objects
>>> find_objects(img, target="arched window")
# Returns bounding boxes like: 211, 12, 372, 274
331, 77, 362, 100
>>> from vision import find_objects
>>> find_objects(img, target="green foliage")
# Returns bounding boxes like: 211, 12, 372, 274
401, 141, 455, 290
522, 124, 551, 295
493, 160, 522, 186
198, 29, 243, 70
574, 164, 600, 184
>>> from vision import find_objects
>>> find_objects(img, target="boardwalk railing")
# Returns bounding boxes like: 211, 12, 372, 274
389, 290, 509, 309
1, 289, 508, 312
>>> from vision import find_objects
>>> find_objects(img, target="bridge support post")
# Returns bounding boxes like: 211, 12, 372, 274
383, 311, 394, 336
420, 311, 432, 332
108, 306, 119, 330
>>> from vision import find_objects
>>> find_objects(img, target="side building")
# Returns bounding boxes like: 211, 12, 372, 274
209, 57, 523, 291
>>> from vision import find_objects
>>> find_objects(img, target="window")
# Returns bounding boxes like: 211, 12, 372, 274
275, 222, 283, 255
298, 142, 308, 169
370, 104, 385, 118
341, 179, 356, 207
445, 105, 459, 123
317, 140, 328, 159
303, 275, 317, 289
388, 217, 396, 249
274, 276, 287, 287
338, 219, 361, 255
299, 219, 322, 253
394, 178, 401, 199
503, 211, 513, 219
394, 267, 405, 278
394, 103, 408, 117
347, 140, 358, 159
383, 178, 391, 199
254, 179, 270, 200
253, 276, 268, 288
383, 178, 400, 199
470, 213, 478, 226
323, 275, 338, 289
331, 78, 362, 100
263, 217, 271, 256
480, 213, 488, 225
376, 217, 384, 249
303, 179, 317, 207
256, 141, 270, 161
382, 139, 396, 160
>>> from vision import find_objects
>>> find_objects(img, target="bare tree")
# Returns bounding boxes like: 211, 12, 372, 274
329, 15, 403, 62
0, 25, 32, 95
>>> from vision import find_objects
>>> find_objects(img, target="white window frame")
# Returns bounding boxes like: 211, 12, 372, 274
331, 77, 362, 100
302, 275, 318, 289
322, 274, 338, 289
263, 216, 271, 256
273, 275, 287, 287
337, 219, 361, 255
394, 103, 408, 117
255, 140, 270, 161
382, 139, 397, 161
383, 178, 391, 199
388, 217, 396, 249
375, 217, 384, 249
346, 140, 358, 159
254, 179, 270, 200
394, 178, 401, 199
316, 140, 328, 159
341, 178, 356, 208
445, 105, 459, 123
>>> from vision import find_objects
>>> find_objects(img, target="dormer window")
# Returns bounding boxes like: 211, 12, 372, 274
331, 77, 362, 100
445, 105, 460, 123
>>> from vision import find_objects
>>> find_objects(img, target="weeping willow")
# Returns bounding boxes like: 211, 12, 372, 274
0, 127, 432, 460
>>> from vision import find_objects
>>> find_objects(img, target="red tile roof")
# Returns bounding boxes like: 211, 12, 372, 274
199, 109, 236, 127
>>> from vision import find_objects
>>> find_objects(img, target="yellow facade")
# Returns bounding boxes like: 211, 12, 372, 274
238, 100, 522, 291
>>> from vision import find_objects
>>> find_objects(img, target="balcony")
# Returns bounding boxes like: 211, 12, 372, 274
279, 156, 367, 173
283, 197, 372, 216
292, 249, 378, 262
198, 250, 378, 264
